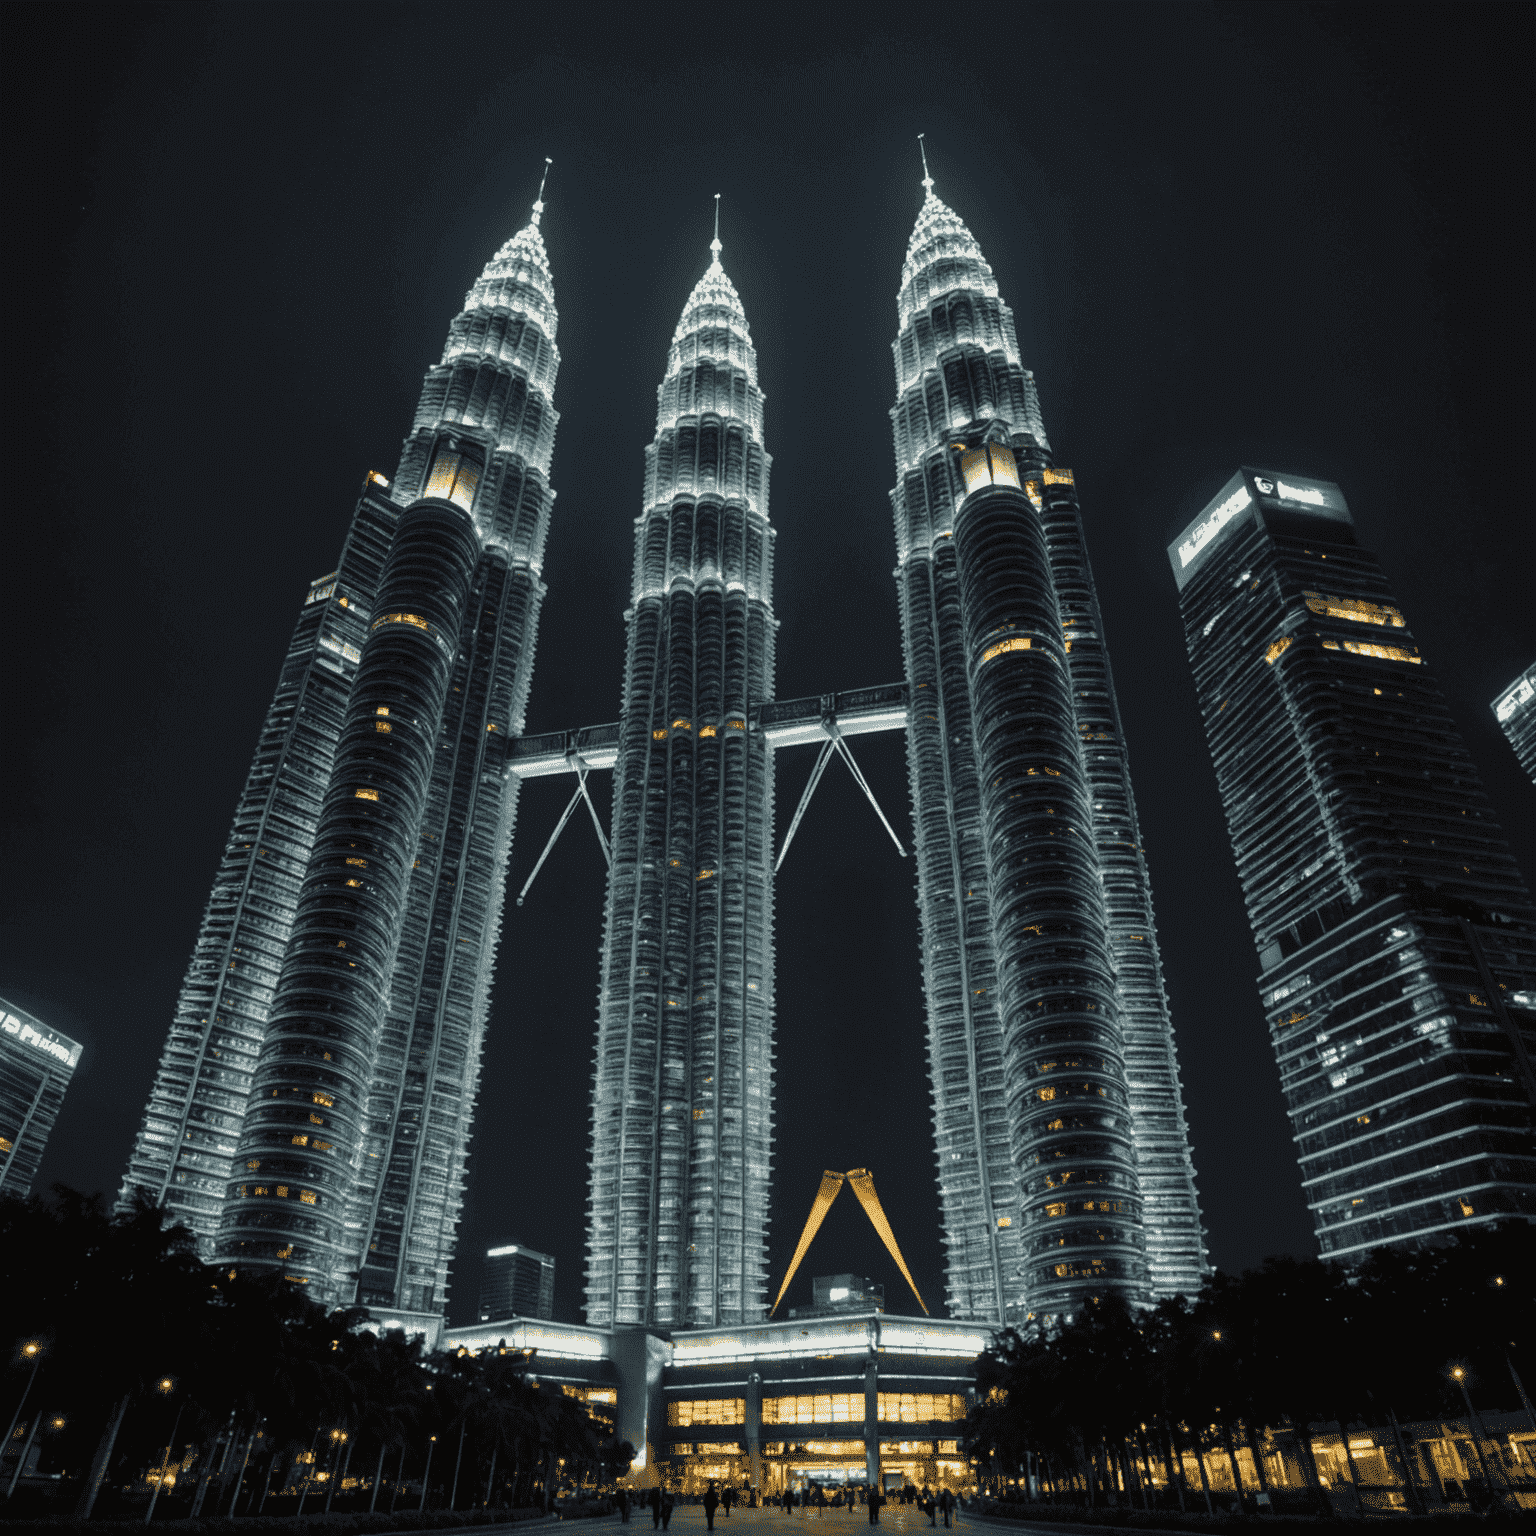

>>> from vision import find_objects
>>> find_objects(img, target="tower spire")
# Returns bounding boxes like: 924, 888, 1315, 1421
918, 133, 934, 195
710, 192, 722, 270
531, 156, 552, 227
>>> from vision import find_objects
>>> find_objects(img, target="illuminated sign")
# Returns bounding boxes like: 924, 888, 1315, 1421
1496, 675, 1534, 723
1177, 482, 1252, 570
487, 1244, 521, 1257
0, 1009, 82, 1070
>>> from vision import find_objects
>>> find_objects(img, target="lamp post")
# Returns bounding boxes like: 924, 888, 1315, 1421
1450, 1369, 1508, 1509
420, 1436, 437, 1511
3, 1342, 44, 1461
144, 1379, 184, 1525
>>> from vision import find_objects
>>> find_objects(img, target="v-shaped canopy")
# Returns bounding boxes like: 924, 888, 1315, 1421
769, 1168, 929, 1317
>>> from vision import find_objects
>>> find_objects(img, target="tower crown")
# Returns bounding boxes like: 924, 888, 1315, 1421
899, 187, 999, 327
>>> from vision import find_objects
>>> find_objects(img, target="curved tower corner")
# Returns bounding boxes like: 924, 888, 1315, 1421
585, 226, 776, 1329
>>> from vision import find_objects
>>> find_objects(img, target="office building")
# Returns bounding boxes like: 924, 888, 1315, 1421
480, 1242, 556, 1321
1493, 663, 1536, 784
1, 998, 83, 1199
888, 165, 1206, 1315
1169, 468, 1536, 1259
583, 219, 776, 1329
122, 174, 562, 1315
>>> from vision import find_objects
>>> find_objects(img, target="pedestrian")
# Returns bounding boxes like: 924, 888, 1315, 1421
619, 1487, 631, 1524
661, 1489, 675, 1531
723, 1485, 735, 1518
706, 1481, 721, 1532
940, 1490, 953, 1529
650, 1485, 663, 1530
868, 1487, 883, 1526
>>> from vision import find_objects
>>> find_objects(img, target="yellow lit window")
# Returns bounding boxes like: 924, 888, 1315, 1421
299, 1189, 317, 1205
292, 1135, 309, 1147
1356, 1115, 1370, 1125
1343, 639, 1421, 664
1045, 1202, 1067, 1217
669, 1399, 746, 1427
1459, 1199, 1475, 1216
345, 857, 367, 867
375, 721, 392, 733
697, 868, 714, 880
878, 1393, 967, 1424
356, 788, 379, 801
763, 1394, 862, 1425
672, 719, 692, 730
1022, 479, 1044, 509
699, 725, 717, 737
1038, 1086, 1057, 1101
1043, 467, 1074, 486
996, 1215, 1011, 1228
729, 719, 745, 729
276, 1245, 293, 1259
1264, 636, 1292, 665
275, 1185, 290, 1198
960, 442, 1021, 493
247, 1159, 261, 1170
653, 728, 668, 740
376, 706, 389, 716
252, 1185, 268, 1196
346, 878, 362, 887
1303, 591, 1406, 628
982, 636, 1031, 664
313, 1140, 331, 1152
372, 612, 430, 632
1322, 638, 1340, 650
313, 1092, 334, 1106
693, 1108, 706, 1120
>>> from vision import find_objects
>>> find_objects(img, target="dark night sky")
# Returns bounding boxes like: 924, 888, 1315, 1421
3, 3, 1533, 1328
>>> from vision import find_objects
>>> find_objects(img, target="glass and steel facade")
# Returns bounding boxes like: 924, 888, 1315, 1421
480, 1242, 555, 1320
890, 181, 1205, 1317
123, 195, 561, 1310
1493, 662, 1536, 785
584, 232, 776, 1329
1169, 469, 1536, 1259
1, 998, 82, 1198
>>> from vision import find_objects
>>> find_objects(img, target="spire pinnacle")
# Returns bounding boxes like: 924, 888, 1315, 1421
918, 133, 934, 196
710, 193, 722, 270
531, 157, 552, 227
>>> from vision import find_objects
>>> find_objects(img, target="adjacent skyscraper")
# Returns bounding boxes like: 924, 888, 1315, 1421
889, 164, 1206, 1319
584, 219, 776, 1328
1, 998, 83, 1198
1170, 469, 1536, 1259
122, 178, 561, 1312
1493, 662, 1536, 784
480, 1242, 556, 1320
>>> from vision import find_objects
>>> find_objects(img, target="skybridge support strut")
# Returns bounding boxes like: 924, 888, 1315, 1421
515, 763, 609, 908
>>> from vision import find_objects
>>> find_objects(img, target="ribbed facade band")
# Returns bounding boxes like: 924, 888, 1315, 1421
1169, 469, 1536, 1260
585, 231, 776, 1329
891, 177, 1206, 1318
1493, 661, 1536, 786
125, 191, 561, 1310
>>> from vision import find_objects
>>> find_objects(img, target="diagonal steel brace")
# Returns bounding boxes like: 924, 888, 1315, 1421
515, 761, 610, 908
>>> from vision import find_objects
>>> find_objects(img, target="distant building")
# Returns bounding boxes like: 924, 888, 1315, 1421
0, 998, 83, 1199
480, 1242, 555, 1321
1493, 662, 1536, 785
1169, 469, 1536, 1261
788, 1274, 884, 1319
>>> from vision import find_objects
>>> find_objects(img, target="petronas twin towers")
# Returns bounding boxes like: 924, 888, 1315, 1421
121, 157, 1207, 1329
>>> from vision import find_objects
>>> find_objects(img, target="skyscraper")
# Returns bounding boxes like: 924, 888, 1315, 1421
480, 1242, 555, 1321
584, 218, 776, 1329
1, 998, 83, 1199
890, 164, 1206, 1318
1170, 468, 1536, 1259
1493, 662, 1536, 784
123, 178, 561, 1312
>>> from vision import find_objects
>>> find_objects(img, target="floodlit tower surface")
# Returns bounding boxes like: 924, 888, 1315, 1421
585, 222, 776, 1328
1493, 661, 1536, 785
2, 998, 84, 1199
1170, 470, 1536, 1259
183, 192, 561, 1307
891, 171, 1205, 1316
117, 487, 397, 1249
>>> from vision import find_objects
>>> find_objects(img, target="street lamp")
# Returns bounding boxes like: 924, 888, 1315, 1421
144, 1381, 184, 1525
1450, 1367, 1508, 1509
420, 1436, 437, 1512
4, 1342, 46, 1467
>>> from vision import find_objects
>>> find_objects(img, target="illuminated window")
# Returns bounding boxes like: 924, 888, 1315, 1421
299, 1189, 317, 1205
1042, 467, 1073, 486
697, 868, 714, 880
313, 1092, 334, 1106
1044, 1202, 1067, 1217
669, 1399, 746, 1427
346, 878, 362, 887
423, 444, 482, 511
1264, 636, 1292, 665
763, 1394, 861, 1425
292, 1135, 309, 1147
376, 721, 391, 733
982, 636, 1031, 664
653, 728, 668, 740
1037, 1086, 1057, 1101
356, 788, 379, 801
996, 1215, 1012, 1228
1303, 591, 1406, 628
1342, 639, 1421, 664
877, 1393, 967, 1424
276, 1185, 289, 1199
376, 706, 389, 716
959, 441, 1021, 494
699, 725, 717, 737
346, 857, 366, 867
728, 719, 745, 730
252, 1185, 268, 1196
672, 719, 692, 731
693, 1108, 706, 1120
372, 612, 430, 632
1459, 1200, 1475, 1217
246, 1159, 261, 1170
